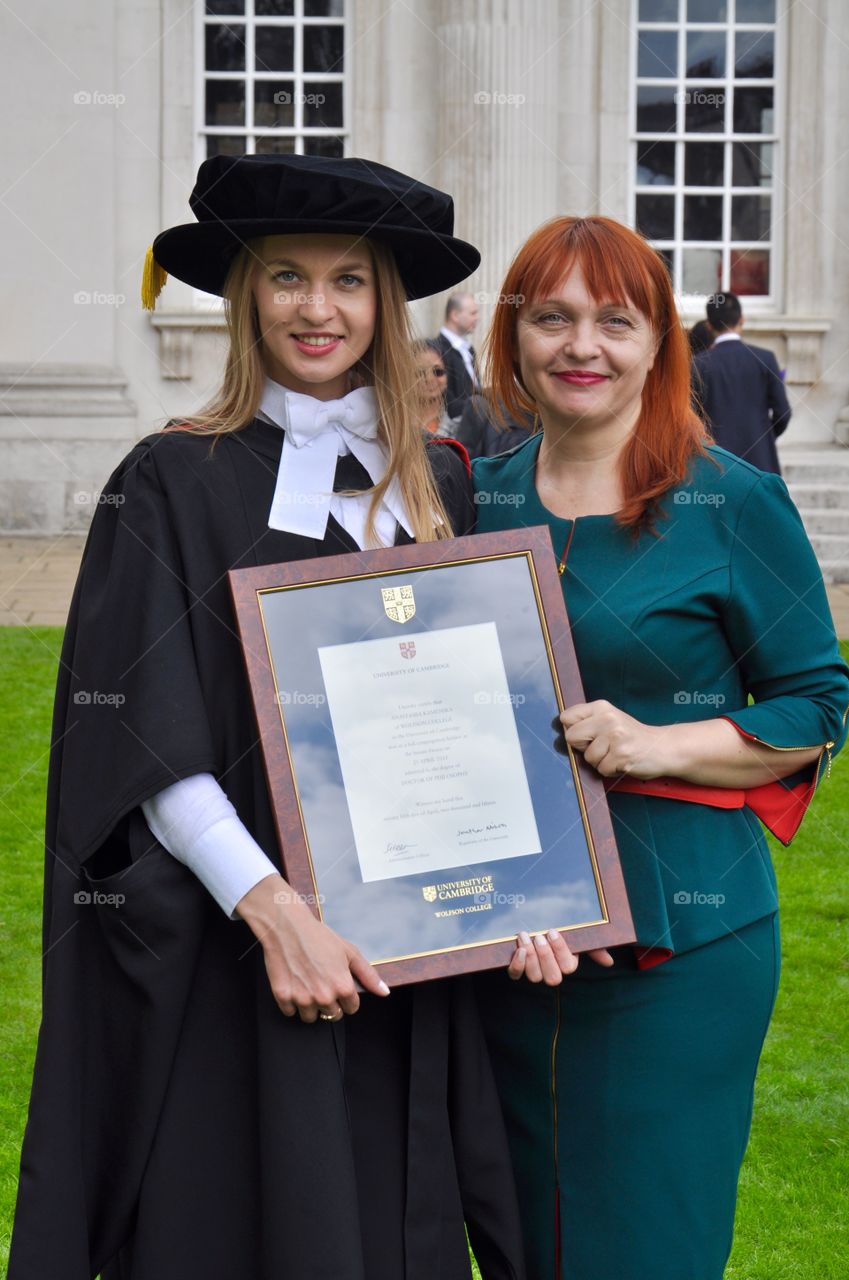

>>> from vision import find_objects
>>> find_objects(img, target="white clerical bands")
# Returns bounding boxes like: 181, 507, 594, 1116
259, 381, 416, 546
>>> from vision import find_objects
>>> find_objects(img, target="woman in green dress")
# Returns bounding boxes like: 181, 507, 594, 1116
472, 215, 849, 1280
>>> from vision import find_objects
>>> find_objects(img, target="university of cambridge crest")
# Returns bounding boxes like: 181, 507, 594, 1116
422, 885, 438, 903
381, 583, 416, 623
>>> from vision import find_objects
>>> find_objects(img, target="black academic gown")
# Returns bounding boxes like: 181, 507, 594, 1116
8, 418, 525, 1280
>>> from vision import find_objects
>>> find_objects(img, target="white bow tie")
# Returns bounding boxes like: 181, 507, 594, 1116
259, 380, 414, 543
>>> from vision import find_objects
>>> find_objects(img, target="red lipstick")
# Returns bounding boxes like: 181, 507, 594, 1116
553, 371, 609, 385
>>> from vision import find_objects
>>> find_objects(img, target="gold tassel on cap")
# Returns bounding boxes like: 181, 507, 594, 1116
141, 245, 168, 310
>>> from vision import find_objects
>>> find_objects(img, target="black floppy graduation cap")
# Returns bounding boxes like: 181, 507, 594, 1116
141, 153, 481, 308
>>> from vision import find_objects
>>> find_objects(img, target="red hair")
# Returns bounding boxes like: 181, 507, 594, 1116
482, 216, 709, 532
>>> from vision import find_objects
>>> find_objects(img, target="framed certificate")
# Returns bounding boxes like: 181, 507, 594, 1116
228, 526, 634, 986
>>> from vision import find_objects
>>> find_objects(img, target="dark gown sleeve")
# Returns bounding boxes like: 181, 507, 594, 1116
54, 438, 221, 877
425, 435, 476, 536
8, 437, 219, 1279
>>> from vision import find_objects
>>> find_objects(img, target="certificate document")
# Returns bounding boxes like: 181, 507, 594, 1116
318, 621, 542, 882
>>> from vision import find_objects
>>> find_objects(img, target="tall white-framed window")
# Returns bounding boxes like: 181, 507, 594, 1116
630, 0, 780, 312
196, 1, 349, 166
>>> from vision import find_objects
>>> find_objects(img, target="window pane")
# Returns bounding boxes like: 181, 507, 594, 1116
636, 85, 677, 133
256, 0, 294, 13
205, 135, 246, 158
304, 81, 343, 128
684, 141, 724, 186
639, 0, 677, 18
255, 81, 295, 126
636, 140, 676, 185
303, 135, 345, 157
730, 249, 770, 295
687, 0, 726, 19
684, 86, 726, 132
206, 24, 246, 72
684, 194, 723, 240
305, 1, 345, 14
735, 31, 774, 77
206, 79, 246, 126
732, 141, 773, 186
206, 0, 244, 13
304, 24, 344, 71
686, 31, 725, 78
254, 135, 297, 154
682, 248, 722, 294
731, 194, 771, 240
656, 248, 674, 280
635, 194, 675, 240
736, 0, 775, 20
255, 26, 295, 71
733, 86, 773, 132
638, 30, 678, 78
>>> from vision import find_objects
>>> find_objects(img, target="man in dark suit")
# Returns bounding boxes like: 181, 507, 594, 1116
433, 292, 481, 417
693, 292, 791, 474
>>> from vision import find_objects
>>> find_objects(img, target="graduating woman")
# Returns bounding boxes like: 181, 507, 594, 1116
9, 154, 525, 1280
471, 215, 849, 1280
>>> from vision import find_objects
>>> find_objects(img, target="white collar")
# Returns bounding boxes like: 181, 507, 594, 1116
440, 325, 472, 352
713, 332, 742, 345
257, 379, 414, 543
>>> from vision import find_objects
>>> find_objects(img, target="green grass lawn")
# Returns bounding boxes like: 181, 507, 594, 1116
1, 628, 846, 1278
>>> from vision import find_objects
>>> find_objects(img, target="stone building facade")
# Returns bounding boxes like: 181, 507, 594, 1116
2, 0, 848, 533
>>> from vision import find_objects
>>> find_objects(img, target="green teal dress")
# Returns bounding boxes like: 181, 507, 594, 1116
472, 434, 849, 1280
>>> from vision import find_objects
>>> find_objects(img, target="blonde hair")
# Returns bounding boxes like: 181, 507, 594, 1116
165, 236, 453, 544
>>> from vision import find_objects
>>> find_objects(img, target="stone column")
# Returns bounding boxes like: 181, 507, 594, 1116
431, 0, 562, 332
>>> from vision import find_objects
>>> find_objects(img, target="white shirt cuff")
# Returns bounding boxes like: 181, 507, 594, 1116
140, 772, 279, 919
